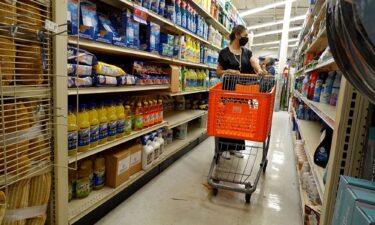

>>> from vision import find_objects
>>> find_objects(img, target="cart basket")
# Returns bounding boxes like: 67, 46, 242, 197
207, 75, 276, 142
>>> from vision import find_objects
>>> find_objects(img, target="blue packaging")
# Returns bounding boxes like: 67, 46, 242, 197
175, 0, 181, 26
135, 0, 143, 5
158, 0, 166, 16
168, 45, 174, 57
68, 45, 97, 66
159, 43, 170, 56
160, 33, 174, 45
147, 22, 160, 54
166, 0, 175, 23
151, 0, 160, 13
333, 176, 375, 225
352, 202, 375, 225
67, 0, 78, 35
143, 0, 151, 9
95, 13, 116, 44
181, 1, 186, 28
109, 12, 127, 47
124, 10, 140, 49
79, 1, 99, 40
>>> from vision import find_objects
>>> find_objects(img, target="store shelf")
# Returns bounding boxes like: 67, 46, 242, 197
68, 126, 207, 224
68, 122, 167, 164
294, 116, 325, 200
102, 0, 221, 52
295, 67, 305, 76
164, 110, 207, 129
304, 58, 338, 73
68, 38, 213, 69
294, 91, 336, 129
68, 85, 170, 95
184, 0, 230, 38
305, 28, 328, 54
167, 89, 208, 96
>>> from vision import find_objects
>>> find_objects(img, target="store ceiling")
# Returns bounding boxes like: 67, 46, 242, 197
233, 0, 310, 48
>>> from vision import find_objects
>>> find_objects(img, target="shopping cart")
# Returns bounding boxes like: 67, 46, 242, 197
207, 74, 276, 203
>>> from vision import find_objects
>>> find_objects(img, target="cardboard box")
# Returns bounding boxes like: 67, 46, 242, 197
352, 202, 375, 225
165, 65, 180, 93
333, 176, 375, 225
105, 149, 131, 188
130, 144, 142, 176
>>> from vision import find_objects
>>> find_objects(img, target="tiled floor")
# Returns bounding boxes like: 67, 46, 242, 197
96, 112, 302, 225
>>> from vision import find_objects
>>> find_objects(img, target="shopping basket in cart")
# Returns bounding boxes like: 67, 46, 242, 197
207, 74, 276, 203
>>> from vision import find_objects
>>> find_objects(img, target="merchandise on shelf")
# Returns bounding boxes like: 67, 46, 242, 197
330, 72, 342, 106
313, 126, 333, 168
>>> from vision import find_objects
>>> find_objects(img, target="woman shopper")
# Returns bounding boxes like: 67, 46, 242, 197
215, 25, 264, 157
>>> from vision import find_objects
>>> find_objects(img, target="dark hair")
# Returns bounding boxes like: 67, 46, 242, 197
229, 25, 247, 42
267, 57, 276, 66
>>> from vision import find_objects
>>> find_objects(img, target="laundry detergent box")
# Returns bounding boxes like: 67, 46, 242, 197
95, 13, 115, 44
351, 202, 375, 225
160, 33, 174, 46
159, 43, 170, 56
110, 12, 127, 47
123, 10, 140, 49
332, 176, 375, 225
67, 0, 79, 35
79, 1, 99, 40
146, 22, 160, 54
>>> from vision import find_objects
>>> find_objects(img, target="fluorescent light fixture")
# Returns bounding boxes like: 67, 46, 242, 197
253, 26, 302, 37
252, 38, 299, 47
240, 0, 296, 18
263, 43, 299, 50
247, 15, 306, 30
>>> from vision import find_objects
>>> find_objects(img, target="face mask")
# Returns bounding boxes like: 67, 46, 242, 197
239, 36, 249, 46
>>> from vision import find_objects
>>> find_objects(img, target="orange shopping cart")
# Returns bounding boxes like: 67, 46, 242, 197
207, 74, 276, 203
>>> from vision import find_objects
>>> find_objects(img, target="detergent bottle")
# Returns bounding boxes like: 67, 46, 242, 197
89, 102, 99, 148
107, 100, 118, 141
116, 99, 126, 138
98, 101, 108, 145
141, 135, 154, 170
68, 105, 78, 156
78, 104, 90, 152
150, 134, 160, 161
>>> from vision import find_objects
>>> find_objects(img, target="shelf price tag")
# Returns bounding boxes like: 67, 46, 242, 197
134, 5, 148, 25
45, 19, 58, 33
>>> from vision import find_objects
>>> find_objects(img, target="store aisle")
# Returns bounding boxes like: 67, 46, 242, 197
96, 112, 302, 225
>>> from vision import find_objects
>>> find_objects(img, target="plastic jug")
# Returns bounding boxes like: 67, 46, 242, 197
157, 131, 165, 155
116, 99, 126, 138
151, 135, 160, 161
78, 103, 90, 152
141, 136, 154, 170
98, 101, 108, 145
107, 100, 118, 141
68, 105, 78, 156
89, 102, 99, 148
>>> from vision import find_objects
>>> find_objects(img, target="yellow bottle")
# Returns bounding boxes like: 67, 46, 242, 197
107, 100, 118, 141
78, 103, 90, 152
116, 99, 126, 138
89, 102, 99, 148
124, 105, 132, 135
134, 102, 143, 131
68, 105, 78, 156
98, 101, 108, 145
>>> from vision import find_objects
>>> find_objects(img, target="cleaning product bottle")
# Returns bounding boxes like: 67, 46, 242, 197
320, 71, 335, 104
186, 4, 190, 31
135, 102, 143, 130
180, 35, 186, 60
159, 0, 166, 16
98, 101, 108, 145
68, 105, 78, 156
93, 156, 105, 189
185, 36, 191, 61
157, 130, 165, 155
89, 102, 99, 148
181, 0, 186, 29
107, 100, 118, 141
124, 105, 132, 135
302, 75, 310, 97
175, 0, 181, 26
78, 103, 90, 152
141, 135, 154, 170
330, 72, 342, 106
308, 72, 318, 100
116, 99, 126, 138
191, 69, 198, 89
150, 134, 160, 161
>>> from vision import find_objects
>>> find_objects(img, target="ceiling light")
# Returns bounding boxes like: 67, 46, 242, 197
252, 38, 299, 47
239, 0, 297, 18
247, 15, 305, 30
253, 26, 302, 37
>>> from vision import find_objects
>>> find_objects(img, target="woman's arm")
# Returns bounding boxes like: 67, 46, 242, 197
250, 56, 265, 75
216, 63, 240, 77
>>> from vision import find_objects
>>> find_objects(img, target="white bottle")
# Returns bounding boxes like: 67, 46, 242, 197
157, 131, 165, 156
141, 136, 154, 170
151, 135, 160, 162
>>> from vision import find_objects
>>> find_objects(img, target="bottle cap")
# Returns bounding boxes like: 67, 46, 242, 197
79, 103, 86, 109
90, 102, 96, 108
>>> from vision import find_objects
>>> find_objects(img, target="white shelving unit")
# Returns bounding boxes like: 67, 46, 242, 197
305, 58, 338, 74
164, 110, 208, 129
68, 126, 207, 224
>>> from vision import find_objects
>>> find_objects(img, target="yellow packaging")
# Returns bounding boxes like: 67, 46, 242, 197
95, 62, 125, 77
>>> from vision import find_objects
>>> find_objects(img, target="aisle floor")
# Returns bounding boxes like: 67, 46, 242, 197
96, 112, 302, 225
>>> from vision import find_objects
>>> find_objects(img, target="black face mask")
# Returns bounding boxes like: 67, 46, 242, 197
239, 36, 249, 46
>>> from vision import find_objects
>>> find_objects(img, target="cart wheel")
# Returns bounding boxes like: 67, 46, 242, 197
263, 159, 268, 173
213, 188, 218, 196
245, 194, 251, 203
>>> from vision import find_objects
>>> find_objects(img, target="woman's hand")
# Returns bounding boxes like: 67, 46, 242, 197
225, 69, 241, 75
256, 69, 266, 76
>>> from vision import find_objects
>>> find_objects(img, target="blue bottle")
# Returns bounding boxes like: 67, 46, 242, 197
175, 0, 181, 26
181, 0, 186, 29
186, 4, 190, 31
195, 11, 199, 34
159, 0, 165, 16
